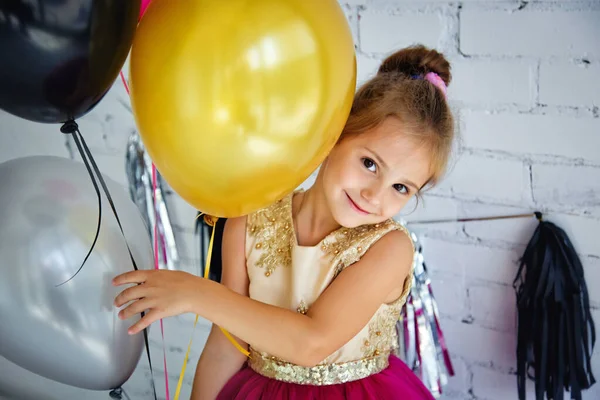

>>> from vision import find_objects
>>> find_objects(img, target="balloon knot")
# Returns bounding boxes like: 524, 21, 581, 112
60, 120, 79, 134
204, 215, 219, 227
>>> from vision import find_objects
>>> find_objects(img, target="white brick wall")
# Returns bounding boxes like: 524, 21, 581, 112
532, 163, 600, 210
463, 113, 600, 162
442, 318, 517, 369
450, 59, 533, 106
384, 1, 600, 399
540, 61, 600, 107
0, 1, 598, 399
461, 8, 600, 57
360, 10, 443, 53
437, 153, 529, 204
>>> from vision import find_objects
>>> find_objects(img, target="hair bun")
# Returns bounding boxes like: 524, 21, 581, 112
377, 44, 451, 86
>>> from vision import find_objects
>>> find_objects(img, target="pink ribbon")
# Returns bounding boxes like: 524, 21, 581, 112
153, 164, 171, 400
121, 69, 171, 400
139, 0, 152, 21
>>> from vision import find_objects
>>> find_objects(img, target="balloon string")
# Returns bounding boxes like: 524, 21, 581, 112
174, 216, 254, 400
173, 220, 215, 400
153, 163, 171, 400
56, 124, 102, 287
121, 68, 167, 400
59, 121, 158, 400
120, 67, 248, 397
120, 71, 130, 95
194, 214, 250, 357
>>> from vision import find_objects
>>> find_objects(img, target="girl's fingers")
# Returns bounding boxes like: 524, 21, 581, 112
114, 285, 149, 307
119, 297, 155, 320
112, 270, 150, 286
128, 308, 163, 335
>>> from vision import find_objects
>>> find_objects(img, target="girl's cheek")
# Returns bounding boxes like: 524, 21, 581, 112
346, 168, 364, 187
385, 196, 405, 217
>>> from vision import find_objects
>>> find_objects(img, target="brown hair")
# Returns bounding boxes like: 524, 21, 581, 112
341, 44, 455, 191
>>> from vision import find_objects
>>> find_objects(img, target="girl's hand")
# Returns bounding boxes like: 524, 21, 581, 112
112, 270, 203, 334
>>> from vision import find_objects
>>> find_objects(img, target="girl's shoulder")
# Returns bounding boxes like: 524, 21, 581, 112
329, 218, 414, 272
246, 193, 292, 225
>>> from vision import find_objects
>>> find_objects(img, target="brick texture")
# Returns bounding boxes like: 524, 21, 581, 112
461, 9, 600, 57
1, 1, 599, 399
463, 112, 600, 163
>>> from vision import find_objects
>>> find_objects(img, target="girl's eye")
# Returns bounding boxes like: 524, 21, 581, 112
362, 157, 376, 172
393, 183, 409, 194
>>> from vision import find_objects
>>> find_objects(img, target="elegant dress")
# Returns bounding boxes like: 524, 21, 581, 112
217, 193, 435, 399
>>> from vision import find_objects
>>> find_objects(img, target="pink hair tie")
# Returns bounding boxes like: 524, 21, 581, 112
424, 72, 447, 98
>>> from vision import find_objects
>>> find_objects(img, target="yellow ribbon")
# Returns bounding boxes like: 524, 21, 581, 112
173, 215, 249, 400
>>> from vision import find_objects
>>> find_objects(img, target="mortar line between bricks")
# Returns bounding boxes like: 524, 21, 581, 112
428, 198, 600, 218
362, 52, 598, 65
440, 315, 518, 336
415, 228, 600, 256
459, 1, 600, 13
532, 59, 541, 106
460, 104, 599, 116
412, 231, 526, 252
409, 212, 539, 225
451, 54, 600, 63
440, 2, 461, 56
456, 3, 465, 57
414, 191, 600, 216
417, 193, 537, 210
532, 104, 600, 117
356, 4, 365, 53
462, 147, 600, 168
528, 163, 537, 206
364, 4, 457, 15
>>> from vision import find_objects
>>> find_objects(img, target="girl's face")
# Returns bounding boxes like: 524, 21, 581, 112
321, 117, 432, 228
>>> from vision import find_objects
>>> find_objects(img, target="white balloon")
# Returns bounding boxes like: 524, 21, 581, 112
0, 355, 110, 400
0, 155, 153, 390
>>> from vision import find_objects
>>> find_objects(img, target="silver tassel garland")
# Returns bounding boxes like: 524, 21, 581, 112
397, 232, 455, 398
125, 133, 180, 270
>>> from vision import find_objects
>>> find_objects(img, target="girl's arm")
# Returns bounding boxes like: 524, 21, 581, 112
114, 229, 413, 368
192, 229, 413, 367
191, 217, 249, 399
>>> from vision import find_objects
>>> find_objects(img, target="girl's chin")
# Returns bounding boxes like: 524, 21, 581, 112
332, 211, 374, 229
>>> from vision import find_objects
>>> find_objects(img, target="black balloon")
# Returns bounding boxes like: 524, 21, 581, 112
0, 0, 141, 123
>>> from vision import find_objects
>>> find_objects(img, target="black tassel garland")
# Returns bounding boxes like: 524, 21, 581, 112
514, 217, 596, 400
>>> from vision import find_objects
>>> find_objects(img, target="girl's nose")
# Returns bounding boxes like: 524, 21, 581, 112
360, 184, 383, 207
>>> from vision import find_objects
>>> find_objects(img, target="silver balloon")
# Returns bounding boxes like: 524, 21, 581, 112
0, 355, 109, 400
0, 155, 153, 390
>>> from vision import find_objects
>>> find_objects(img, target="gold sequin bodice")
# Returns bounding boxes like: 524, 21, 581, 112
244, 192, 414, 385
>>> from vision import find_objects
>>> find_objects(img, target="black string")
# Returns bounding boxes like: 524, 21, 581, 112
56, 121, 101, 287
60, 120, 158, 400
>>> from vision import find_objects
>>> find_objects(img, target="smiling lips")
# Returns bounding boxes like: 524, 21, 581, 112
345, 192, 371, 215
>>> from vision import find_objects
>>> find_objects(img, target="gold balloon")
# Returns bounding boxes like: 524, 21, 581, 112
129, 0, 356, 217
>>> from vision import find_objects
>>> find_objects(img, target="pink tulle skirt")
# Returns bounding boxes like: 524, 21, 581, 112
217, 355, 435, 400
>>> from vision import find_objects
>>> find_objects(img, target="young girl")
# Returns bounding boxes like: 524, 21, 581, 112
113, 44, 455, 399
